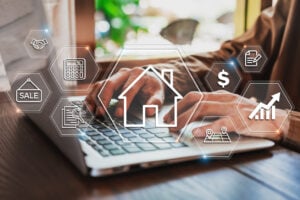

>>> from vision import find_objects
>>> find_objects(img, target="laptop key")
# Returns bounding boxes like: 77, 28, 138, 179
80, 127, 95, 132
121, 132, 136, 138
133, 130, 149, 134
103, 144, 119, 150
123, 146, 142, 153
117, 128, 131, 133
128, 137, 146, 142
99, 151, 110, 157
86, 139, 94, 146
77, 123, 89, 128
93, 145, 102, 151
97, 127, 113, 132
78, 134, 89, 141
153, 143, 172, 150
109, 135, 123, 141
115, 140, 134, 146
91, 124, 101, 128
91, 135, 106, 141
103, 132, 116, 137
147, 128, 169, 134
139, 133, 155, 139
110, 149, 126, 155
86, 131, 99, 137
163, 136, 177, 142
97, 140, 113, 145
136, 143, 157, 151
171, 142, 187, 148
155, 132, 171, 138
147, 138, 164, 143
127, 127, 142, 130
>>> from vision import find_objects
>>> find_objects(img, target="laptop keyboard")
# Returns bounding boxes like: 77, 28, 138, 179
71, 101, 187, 157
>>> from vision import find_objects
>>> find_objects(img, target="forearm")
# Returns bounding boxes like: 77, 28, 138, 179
152, 0, 288, 97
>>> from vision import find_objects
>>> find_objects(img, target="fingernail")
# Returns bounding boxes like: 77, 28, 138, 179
146, 108, 155, 116
115, 108, 123, 117
165, 116, 172, 123
96, 108, 102, 116
163, 114, 168, 122
192, 128, 202, 137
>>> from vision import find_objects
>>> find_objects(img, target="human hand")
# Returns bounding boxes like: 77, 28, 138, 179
164, 90, 288, 141
85, 67, 165, 117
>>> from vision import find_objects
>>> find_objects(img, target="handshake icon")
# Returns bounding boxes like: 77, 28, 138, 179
30, 38, 48, 50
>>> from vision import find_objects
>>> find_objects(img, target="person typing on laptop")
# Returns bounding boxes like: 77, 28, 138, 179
85, 0, 300, 147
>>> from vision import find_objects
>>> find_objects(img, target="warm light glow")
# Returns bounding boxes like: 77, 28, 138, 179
85, 46, 90, 51
16, 108, 22, 113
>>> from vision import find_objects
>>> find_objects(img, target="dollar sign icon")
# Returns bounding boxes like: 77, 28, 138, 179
217, 69, 230, 88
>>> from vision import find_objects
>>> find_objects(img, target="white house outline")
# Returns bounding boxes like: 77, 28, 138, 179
118, 65, 183, 128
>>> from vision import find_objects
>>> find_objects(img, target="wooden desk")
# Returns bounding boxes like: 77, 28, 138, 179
0, 94, 300, 200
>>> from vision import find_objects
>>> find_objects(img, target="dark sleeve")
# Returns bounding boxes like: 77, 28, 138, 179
152, 0, 290, 95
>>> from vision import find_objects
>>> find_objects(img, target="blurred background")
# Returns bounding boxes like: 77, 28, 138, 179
41, 0, 276, 60
93, 0, 235, 57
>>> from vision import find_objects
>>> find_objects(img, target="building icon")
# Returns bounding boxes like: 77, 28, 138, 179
118, 65, 183, 128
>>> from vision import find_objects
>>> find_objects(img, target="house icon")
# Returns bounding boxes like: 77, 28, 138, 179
118, 65, 183, 128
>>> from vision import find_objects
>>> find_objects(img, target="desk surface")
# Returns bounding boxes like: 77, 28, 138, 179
0, 94, 300, 200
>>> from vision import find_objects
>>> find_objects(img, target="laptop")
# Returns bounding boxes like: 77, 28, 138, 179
0, 0, 274, 177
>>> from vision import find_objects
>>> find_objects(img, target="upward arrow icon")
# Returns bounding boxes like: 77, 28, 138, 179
248, 93, 281, 120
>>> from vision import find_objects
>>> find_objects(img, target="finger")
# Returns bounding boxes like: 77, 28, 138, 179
164, 92, 202, 123
192, 117, 236, 137
202, 92, 238, 102
145, 95, 163, 116
169, 105, 197, 132
96, 69, 130, 116
85, 82, 102, 113
167, 100, 235, 125
236, 110, 283, 141
114, 70, 145, 117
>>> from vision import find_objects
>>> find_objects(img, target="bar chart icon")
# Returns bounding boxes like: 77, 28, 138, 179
248, 93, 280, 120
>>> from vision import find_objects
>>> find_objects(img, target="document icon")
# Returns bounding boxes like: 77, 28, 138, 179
16, 78, 42, 103
62, 105, 85, 128
245, 50, 262, 67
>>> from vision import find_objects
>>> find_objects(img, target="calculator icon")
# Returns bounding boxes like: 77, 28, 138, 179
63, 58, 86, 81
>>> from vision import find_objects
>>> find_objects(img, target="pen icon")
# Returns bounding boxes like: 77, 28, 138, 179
245, 50, 262, 67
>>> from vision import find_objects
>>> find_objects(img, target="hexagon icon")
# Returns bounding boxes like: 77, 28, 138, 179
8, 73, 51, 112
205, 62, 242, 93
49, 47, 101, 92
237, 81, 294, 133
97, 45, 203, 143
188, 116, 240, 158
51, 98, 95, 136
237, 45, 268, 73
24, 29, 54, 58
